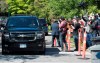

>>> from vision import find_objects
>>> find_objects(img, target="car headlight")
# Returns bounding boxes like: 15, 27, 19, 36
36, 31, 44, 39
4, 33, 10, 38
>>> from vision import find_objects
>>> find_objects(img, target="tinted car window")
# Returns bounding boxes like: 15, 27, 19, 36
39, 19, 46, 24
7, 17, 38, 28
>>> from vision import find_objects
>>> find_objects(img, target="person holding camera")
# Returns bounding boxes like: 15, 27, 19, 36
59, 17, 68, 51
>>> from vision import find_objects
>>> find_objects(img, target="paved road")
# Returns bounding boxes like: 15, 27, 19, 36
0, 33, 91, 63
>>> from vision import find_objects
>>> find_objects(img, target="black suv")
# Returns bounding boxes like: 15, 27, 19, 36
1, 16, 45, 54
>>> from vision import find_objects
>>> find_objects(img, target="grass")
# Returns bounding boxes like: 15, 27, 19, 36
48, 25, 51, 32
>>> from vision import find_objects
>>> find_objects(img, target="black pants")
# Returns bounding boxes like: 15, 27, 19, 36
59, 32, 68, 50
52, 35, 60, 47
97, 30, 100, 36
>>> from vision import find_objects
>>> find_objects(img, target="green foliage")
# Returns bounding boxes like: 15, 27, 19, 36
5, 0, 100, 23
6, 0, 34, 15
87, 5, 97, 14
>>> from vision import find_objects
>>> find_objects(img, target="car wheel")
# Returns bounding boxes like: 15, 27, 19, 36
2, 49, 10, 55
2, 43, 10, 54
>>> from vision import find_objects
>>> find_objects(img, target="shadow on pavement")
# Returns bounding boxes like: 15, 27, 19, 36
78, 57, 90, 60
0, 50, 39, 61
0, 55, 39, 61
45, 47, 76, 57
46, 47, 60, 55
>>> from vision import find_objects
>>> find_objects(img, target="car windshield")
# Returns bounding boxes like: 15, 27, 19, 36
7, 16, 38, 28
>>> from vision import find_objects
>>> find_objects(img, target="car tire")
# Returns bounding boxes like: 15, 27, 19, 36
2, 40, 10, 55
2, 49, 10, 55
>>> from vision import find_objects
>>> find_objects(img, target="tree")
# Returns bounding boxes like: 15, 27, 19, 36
6, 0, 100, 21
6, 0, 35, 15
0, 0, 8, 12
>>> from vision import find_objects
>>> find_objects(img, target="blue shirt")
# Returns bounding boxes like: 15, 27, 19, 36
51, 21, 59, 35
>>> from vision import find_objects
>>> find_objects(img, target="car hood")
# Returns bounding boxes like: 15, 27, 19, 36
8, 27, 41, 32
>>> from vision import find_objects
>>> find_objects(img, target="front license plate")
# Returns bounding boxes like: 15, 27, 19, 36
20, 44, 27, 48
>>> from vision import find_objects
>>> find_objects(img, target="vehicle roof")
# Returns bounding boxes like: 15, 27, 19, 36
9, 16, 37, 18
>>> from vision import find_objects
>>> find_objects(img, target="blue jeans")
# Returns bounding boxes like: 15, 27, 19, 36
92, 30, 97, 37
92, 33, 97, 38
59, 32, 68, 50
86, 33, 92, 48
73, 35, 78, 50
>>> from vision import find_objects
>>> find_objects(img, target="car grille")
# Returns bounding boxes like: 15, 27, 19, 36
10, 32, 36, 42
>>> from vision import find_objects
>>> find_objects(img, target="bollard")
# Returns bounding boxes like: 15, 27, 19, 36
78, 29, 82, 55
67, 29, 71, 51
82, 31, 87, 59
54, 38, 56, 47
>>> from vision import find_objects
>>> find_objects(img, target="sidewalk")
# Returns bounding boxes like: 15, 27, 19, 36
45, 46, 91, 63
0, 46, 92, 63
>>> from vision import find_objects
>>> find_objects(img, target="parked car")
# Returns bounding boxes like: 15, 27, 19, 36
38, 18, 48, 35
1, 16, 45, 54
